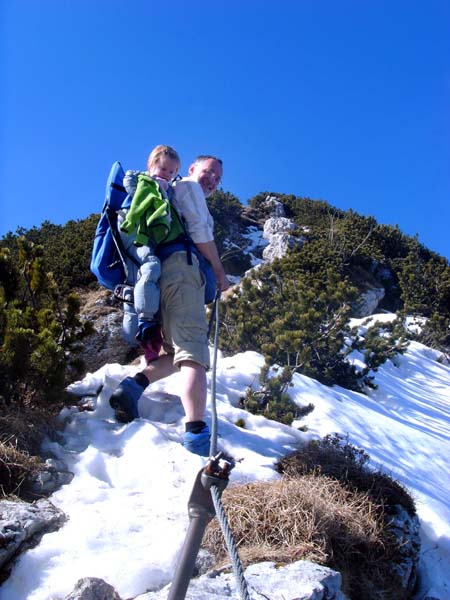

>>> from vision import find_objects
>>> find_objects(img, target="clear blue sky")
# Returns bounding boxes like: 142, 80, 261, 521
2, 1, 450, 259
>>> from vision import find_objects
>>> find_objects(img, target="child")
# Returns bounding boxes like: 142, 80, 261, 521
119, 145, 180, 362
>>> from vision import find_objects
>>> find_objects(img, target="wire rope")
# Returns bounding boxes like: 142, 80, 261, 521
208, 292, 251, 600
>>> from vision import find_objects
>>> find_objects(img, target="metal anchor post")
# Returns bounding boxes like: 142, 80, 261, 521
167, 454, 232, 600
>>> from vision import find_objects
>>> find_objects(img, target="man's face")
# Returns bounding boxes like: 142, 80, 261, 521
188, 158, 222, 197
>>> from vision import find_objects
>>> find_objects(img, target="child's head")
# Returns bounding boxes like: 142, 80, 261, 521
147, 145, 180, 182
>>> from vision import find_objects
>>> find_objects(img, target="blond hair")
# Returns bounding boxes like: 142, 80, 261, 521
147, 144, 180, 173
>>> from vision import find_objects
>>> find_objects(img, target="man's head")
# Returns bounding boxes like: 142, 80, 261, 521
188, 155, 223, 197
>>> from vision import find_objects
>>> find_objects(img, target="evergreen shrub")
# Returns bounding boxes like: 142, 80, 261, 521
240, 365, 300, 425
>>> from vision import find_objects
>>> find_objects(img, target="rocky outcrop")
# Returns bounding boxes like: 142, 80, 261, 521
388, 505, 421, 595
26, 458, 74, 497
64, 577, 122, 600
0, 498, 66, 576
261, 196, 306, 262
71, 560, 348, 600
75, 288, 138, 374
135, 559, 348, 599
352, 286, 386, 317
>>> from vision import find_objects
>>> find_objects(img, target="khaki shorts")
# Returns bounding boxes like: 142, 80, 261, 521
160, 251, 210, 369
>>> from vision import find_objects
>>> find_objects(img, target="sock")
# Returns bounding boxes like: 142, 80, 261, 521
133, 372, 150, 389
185, 420, 207, 434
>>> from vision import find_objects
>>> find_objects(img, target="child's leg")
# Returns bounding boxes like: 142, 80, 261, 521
122, 300, 139, 345
134, 250, 161, 322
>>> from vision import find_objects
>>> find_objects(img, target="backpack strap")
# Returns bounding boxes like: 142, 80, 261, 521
105, 205, 140, 279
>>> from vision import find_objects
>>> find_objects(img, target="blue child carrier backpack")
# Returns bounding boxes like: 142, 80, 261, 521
91, 161, 218, 303
90, 161, 137, 290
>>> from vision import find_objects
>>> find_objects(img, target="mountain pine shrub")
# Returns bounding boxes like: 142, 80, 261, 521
0, 238, 91, 407
1, 215, 99, 293
349, 317, 410, 381
239, 364, 304, 426
220, 241, 365, 390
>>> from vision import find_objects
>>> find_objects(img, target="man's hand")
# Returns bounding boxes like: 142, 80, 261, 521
195, 240, 231, 292
217, 271, 232, 292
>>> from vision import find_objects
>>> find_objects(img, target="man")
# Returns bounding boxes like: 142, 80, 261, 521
110, 156, 231, 456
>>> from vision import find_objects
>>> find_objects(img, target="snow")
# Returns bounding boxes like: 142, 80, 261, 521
0, 316, 449, 600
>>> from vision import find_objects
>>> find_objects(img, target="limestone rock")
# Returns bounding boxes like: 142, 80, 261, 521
74, 288, 138, 374
64, 577, 122, 600
388, 505, 421, 594
26, 458, 74, 497
264, 195, 286, 217
352, 287, 385, 317
138, 559, 348, 599
262, 232, 305, 262
0, 498, 66, 571
263, 216, 297, 238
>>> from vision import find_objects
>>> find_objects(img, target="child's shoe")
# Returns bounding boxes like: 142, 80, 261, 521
183, 423, 211, 457
136, 321, 160, 343
138, 323, 163, 363
109, 375, 147, 423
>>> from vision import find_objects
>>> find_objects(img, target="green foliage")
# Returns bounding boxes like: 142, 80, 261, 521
416, 312, 450, 357
350, 318, 410, 377
206, 190, 244, 255
221, 240, 364, 390
397, 247, 450, 317
240, 365, 300, 425
219, 191, 447, 388
1, 215, 99, 294
2, 186, 450, 400
0, 238, 91, 407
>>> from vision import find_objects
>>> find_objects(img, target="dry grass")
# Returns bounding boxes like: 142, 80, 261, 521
278, 434, 416, 516
0, 405, 60, 499
203, 435, 417, 599
204, 475, 384, 565
0, 440, 42, 498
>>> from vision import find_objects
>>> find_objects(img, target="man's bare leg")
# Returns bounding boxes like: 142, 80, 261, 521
177, 360, 207, 421
110, 354, 176, 422
142, 353, 177, 384
110, 356, 210, 455
143, 357, 206, 420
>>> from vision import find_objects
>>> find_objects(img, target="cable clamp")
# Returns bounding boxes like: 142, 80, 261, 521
201, 452, 236, 492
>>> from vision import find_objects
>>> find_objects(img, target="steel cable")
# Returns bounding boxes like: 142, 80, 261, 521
208, 292, 251, 600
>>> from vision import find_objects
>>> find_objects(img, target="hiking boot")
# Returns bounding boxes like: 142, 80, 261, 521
183, 424, 211, 457
109, 376, 146, 423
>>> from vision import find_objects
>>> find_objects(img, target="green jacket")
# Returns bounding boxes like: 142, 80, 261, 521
120, 173, 172, 247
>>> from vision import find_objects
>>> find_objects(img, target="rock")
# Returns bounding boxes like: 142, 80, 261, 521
138, 559, 348, 599
352, 287, 385, 317
259, 203, 305, 263
74, 288, 138, 374
64, 577, 122, 600
193, 549, 216, 577
244, 560, 348, 600
388, 505, 421, 594
262, 232, 305, 262
264, 195, 286, 217
26, 458, 74, 497
0, 498, 66, 572
263, 217, 298, 238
